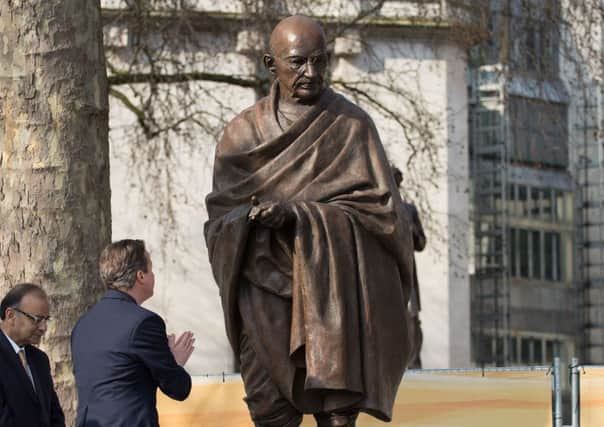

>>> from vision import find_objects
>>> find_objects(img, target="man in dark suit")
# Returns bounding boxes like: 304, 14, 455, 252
71, 239, 195, 427
0, 283, 65, 427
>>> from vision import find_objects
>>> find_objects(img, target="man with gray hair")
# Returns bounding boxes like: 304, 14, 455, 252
71, 239, 195, 427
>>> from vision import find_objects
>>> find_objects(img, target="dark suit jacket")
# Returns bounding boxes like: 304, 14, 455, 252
71, 290, 191, 427
0, 330, 65, 427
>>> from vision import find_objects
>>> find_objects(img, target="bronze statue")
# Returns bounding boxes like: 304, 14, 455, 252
392, 167, 426, 369
205, 15, 415, 427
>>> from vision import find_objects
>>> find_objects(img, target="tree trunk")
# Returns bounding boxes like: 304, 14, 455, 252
0, 0, 110, 423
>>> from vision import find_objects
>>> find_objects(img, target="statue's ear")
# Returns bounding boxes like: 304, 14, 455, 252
264, 54, 276, 75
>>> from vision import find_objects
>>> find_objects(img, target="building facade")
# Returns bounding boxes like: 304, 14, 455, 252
470, 0, 604, 367
101, 0, 604, 376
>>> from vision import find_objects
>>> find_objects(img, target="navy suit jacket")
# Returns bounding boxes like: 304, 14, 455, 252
0, 331, 65, 427
71, 290, 191, 427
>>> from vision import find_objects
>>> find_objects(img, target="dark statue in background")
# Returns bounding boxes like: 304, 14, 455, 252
392, 167, 426, 369
204, 15, 415, 427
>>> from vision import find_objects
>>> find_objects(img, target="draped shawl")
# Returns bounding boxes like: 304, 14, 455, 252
204, 83, 414, 421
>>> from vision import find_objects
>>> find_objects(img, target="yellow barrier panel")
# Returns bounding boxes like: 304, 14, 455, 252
157, 377, 250, 426
580, 366, 604, 427
356, 371, 552, 427
158, 369, 552, 427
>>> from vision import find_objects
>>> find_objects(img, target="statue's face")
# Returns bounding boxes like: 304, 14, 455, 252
269, 30, 328, 104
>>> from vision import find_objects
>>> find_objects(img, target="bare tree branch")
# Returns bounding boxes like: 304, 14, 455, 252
108, 71, 267, 88
333, 79, 421, 165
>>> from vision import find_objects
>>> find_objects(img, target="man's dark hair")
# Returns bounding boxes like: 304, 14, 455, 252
0, 283, 47, 320
99, 239, 148, 290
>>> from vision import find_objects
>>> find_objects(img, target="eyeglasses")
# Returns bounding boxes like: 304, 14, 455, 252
279, 52, 328, 73
11, 307, 51, 325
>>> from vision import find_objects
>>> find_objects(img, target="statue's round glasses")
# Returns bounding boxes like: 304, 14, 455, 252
280, 52, 328, 73
11, 307, 51, 325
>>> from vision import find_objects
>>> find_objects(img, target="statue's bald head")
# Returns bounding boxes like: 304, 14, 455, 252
269, 15, 326, 57
265, 15, 329, 105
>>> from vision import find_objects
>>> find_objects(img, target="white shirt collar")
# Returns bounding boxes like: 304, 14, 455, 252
2, 329, 23, 354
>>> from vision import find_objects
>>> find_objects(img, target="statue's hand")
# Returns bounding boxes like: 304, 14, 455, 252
249, 201, 294, 229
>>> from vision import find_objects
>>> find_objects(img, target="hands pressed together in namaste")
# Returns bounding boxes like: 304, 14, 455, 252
168, 331, 196, 366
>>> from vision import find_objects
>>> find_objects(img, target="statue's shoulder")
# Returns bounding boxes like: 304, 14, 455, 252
223, 101, 260, 134
327, 91, 378, 135
218, 97, 267, 155
331, 91, 376, 125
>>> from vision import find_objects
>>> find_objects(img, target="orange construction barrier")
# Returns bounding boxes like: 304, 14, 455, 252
580, 366, 604, 427
158, 368, 552, 427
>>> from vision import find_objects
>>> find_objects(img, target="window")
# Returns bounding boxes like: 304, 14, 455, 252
508, 185, 572, 225
531, 231, 541, 278
519, 338, 545, 365
518, 185, 528, 216
509, 97, 568, 168
519, 229, 529, 278
530, 187, 540, 217
476, 109, 502, 148
509, 228, 565, 282
543, 232, 561, 281
509, 228, 517, 276
524, 25, 537, 72
473, 332, 567, 366
510, 0, 560, 76
541, 189, 553, 220
533, 338, 543, 363
554, 190, 572, 222
508, 184, 517, 216
521, 338, 531, 364
554, 190, 564, 220
509, 336, 518, 362
544, 232, 553, 281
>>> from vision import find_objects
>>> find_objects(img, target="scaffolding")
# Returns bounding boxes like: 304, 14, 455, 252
470, 65, 512, 366
575, 80, 604, 364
